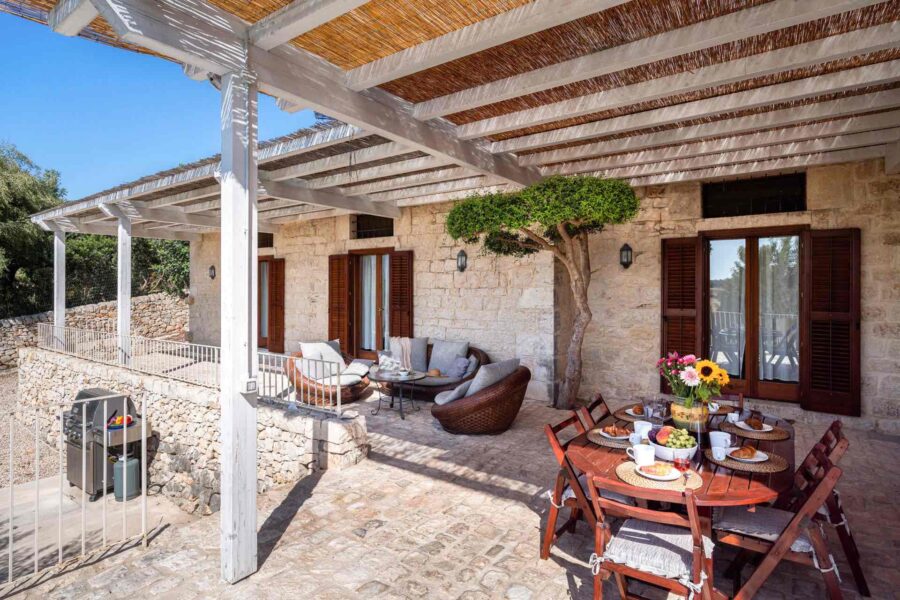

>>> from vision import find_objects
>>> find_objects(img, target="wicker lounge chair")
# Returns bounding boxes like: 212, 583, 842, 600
431, 366, 531, 435
385, 344, 491, 400
284, 351, 370, 406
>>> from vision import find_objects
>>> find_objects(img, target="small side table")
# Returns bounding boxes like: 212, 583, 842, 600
369, 369, 426, 420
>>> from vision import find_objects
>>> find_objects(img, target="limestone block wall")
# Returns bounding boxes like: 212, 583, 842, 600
0, 294, 188, 370
189, 203, 557, 403
17, 347, 368, 514
579, 158, 900, 433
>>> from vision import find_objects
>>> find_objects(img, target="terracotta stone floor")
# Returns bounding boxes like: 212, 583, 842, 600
6, 390, 899, 600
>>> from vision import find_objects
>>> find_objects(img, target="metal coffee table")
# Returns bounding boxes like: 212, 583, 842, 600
369, 369, 426, 420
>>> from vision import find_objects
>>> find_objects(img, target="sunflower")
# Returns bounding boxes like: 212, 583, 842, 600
714, 367, 730, 386
696, 359, 719, 383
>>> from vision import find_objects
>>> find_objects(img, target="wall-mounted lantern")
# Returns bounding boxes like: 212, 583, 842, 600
619, 244, 633, 269
208, 265, 216, 280
456, 249, 468, 273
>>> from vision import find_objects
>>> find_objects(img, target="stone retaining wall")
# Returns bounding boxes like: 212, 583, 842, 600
0, 294, 188, 370
16, 347, 368, 514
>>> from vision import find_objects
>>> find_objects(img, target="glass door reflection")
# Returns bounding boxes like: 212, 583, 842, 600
708, 239, 746, 379
758, 235, 800, 383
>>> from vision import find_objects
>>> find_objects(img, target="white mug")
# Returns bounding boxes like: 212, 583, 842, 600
726, 412, 740, 424
712, 446, 728, 461
709, 431, 731, 448
633, 420, 652, 440
709, 402, 720, 413
628, 432, 643, 445
626, 443, 655, 467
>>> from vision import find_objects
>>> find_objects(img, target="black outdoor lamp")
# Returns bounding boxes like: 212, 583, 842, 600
456, 249, 468, 272
208, 265, 216, 280
619, 244, 633, 269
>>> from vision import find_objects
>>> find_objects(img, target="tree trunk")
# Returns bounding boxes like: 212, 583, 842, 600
557, 232, 592, 409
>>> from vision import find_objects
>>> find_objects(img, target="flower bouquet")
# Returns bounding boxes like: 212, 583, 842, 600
657, 352, 730, 430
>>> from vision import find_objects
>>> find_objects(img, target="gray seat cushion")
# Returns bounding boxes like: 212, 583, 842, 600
464, 355, 479, 378
389, 337, 428, 372
603, 519, 714, 581
465, 358, 520, 397
714, 505, 813, 553
428, 340, 469, 375
434, 381, 472, 406
447, 356, 470, 378
415, 376, 462, 387
563, 474, 636, 506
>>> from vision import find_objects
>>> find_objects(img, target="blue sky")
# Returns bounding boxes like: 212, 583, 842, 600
0, 14, 317, 201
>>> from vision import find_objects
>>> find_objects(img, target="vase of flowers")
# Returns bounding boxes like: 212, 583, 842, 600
657, 352, 730, 431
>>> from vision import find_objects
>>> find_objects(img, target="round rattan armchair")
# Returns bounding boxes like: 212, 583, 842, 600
284, 351, 370, 406
431, 366, 531, 435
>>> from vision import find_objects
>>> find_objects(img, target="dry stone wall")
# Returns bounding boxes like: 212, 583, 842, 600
17, 347, 368, 514
0, 293, 188, 370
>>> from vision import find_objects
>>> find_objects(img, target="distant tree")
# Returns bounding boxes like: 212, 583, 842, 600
446, 175, 639, 408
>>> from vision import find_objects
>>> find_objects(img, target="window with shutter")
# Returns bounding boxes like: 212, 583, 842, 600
388, 250, 414, 338
267, 258, 285, 354
660, 238, 700, 392
801, 229, 860, 416
328, 254, 352, 354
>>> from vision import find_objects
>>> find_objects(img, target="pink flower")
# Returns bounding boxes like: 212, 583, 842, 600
679, 366, 701, 387
681, 354, 697, 365
656, 357, 665, 367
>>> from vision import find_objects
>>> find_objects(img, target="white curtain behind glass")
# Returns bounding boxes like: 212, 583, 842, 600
758, 236, 800, 382
382, 255, 390, 350
360, 255, 376, 350
708, 239, 745, 378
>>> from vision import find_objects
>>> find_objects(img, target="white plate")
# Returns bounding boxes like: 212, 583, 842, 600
597, 428, 630, 440
727, 447, 769, 463
635, 463, 681, 481
624, 408, 645, 418
736, 420, 773, 433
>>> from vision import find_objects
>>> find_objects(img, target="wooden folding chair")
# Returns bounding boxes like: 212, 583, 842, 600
541, 412, 592, 560
576, 392, 612, 430
715, 447, 845, 599
782, 420, 869, 596
585, 472, 713, 600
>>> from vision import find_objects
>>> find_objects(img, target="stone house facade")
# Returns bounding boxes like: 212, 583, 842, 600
186, 159, 899, 433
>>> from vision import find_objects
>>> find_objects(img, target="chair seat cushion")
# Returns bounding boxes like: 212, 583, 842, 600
604, 519, 713, 580
415, 376, 462, 387
465, 358, 520, 397
428, 340, 469, 375
434, 381, 472, 406
714, 506, 813, 553
563, 474, 635, 506
313, 374, 362, 387
343, 360, 373, 378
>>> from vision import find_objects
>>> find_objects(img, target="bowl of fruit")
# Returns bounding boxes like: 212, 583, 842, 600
648, 426, 698, 462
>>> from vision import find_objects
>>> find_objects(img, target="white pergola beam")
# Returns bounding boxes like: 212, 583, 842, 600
49, 0, 99, 35
260, 178, 400, 218
627, 145, 888, 187
886, 140, 900, 174
586, 128, 900, 180
264, 141, 410, 181
304, 155, 451, 189
368, 176, 500, 202
493, 60, 900, 154
544, 113, 900, 175
339, 166, 472, 196
345, 0, 628, 90
142, 184, 221, 209
457, 23, 900, 140
413, 0, 884, 120
395, 185, 512, 207
127, 203, 279, 233
249, 0, 368, 50
520, 89, 900, 166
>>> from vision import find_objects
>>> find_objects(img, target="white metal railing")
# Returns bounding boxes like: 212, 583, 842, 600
36, 324, 344, 415
1, 394, 151, 590
257, 352, 343, 416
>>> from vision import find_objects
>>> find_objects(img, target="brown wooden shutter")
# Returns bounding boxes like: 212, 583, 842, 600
328, 254, 351, 353
800, 229, 860, 416
388, 250, 414, 338
267, 258, 286, 354
661, 237, 701, 391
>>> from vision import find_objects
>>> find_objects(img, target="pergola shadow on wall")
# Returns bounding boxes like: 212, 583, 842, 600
7, 0, 900, 584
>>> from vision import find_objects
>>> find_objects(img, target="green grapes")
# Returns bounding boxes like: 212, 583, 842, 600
665, 428, 696, 449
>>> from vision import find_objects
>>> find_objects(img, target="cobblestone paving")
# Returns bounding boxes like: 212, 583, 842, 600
9, 391, 899, 600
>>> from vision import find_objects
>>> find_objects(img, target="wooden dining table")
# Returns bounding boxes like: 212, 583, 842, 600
565, 410, 796, 598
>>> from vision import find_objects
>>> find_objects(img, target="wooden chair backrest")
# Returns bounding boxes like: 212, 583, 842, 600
788, 444, 843, 513
576, 392, 612, 430
586, 472, 708, 585
816, 420, 848, 464
543, 411, 586, 467
714, 392, 744, 411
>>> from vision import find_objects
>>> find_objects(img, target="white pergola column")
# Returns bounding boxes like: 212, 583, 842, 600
47, 225, 66, 349
117, 214, 132, 364
218, 67, 259, 584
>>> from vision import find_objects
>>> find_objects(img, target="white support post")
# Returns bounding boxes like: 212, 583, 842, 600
218, 67, 259, 584
48, 224, 66, 349
99, 203, 133, 363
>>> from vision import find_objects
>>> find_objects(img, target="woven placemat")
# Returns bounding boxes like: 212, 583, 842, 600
719, 422, 791, 441
703, 449, 789, 474
612, 407, 643, 422
708, 405, 736, 416
587, 428, 632, 449
615, 461, 703, 491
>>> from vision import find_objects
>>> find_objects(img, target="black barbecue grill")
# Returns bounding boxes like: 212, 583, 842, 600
64, 388, 148, 500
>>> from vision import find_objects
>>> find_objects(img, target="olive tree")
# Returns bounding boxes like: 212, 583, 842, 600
446, 175, 638, 408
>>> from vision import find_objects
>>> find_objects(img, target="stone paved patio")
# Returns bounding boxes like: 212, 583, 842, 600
6, 388, 900, 600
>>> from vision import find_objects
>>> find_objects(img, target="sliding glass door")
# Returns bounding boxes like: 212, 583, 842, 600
704, 228, 801, 401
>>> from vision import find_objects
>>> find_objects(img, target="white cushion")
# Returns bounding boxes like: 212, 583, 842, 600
714, 506, 813, 553
428, 340, 469, 375
343, 360, 372, 378
435, 381, 472, 406
298, 341, 347, 378
465, 358, 520, 397
313, 374, 362, 387
603, 519, 714, 580
563, 474, 635, 506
